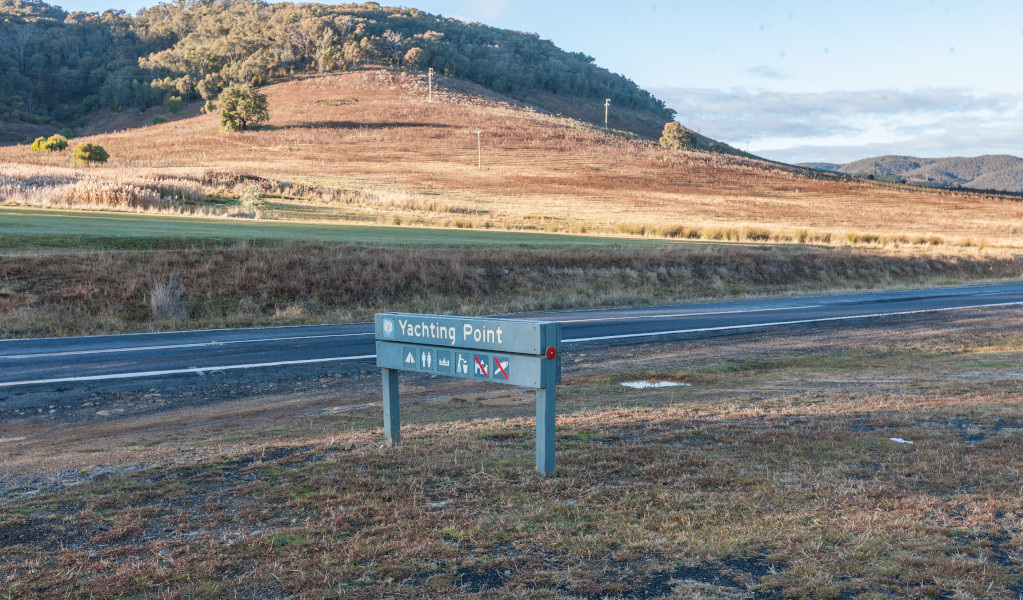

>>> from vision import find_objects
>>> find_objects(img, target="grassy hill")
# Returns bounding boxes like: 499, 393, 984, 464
801, 154, 1023, 193
4, 69, 1022, 245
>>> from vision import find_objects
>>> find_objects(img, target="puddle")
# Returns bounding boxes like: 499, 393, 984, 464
621, 381, 690, 389
0, 437, 27, 443
889, 437, 915, 445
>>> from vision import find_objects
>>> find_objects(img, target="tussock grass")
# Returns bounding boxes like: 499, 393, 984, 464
0, 164, 209, 214
147, 275, 187, 321
1, 242, 1020, 338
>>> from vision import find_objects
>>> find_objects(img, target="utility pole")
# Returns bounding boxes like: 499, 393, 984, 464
428, 67, 434, 102
472, 130, 482, 170
604, 98, 611, 129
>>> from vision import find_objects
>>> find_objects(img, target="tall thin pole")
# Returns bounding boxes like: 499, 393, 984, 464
604, 98, 610, 129
428, 67, 433, 103
473, 130, 481, 170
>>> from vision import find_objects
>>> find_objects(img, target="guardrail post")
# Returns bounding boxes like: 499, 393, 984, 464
382, 367, 400, 446
536, 385, 555, 476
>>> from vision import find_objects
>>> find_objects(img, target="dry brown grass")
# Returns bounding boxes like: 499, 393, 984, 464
0, 242, 1020, 337
2, 69, 1019, 248
0, 164, 210, 214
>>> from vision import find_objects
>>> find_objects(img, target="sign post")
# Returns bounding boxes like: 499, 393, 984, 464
375, 313, 562, 476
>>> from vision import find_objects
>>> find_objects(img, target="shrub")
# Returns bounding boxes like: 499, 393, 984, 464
660, 121, 697, 150
81, 95, 99, 114
56, 128, 73, 139
73, 143, 109, 164
239, 184, 270, 217
201, 99, 215, 114
31, 134, 69, 152
152, 115, 168, 124
163, 95, 184, 114
48, 134, 69, 151
149, 275, 187, 320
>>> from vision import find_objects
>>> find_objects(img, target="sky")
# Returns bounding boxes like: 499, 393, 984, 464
53, 0, 1023, 163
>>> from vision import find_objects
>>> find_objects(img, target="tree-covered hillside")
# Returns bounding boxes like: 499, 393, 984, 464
0, 0, 675, 142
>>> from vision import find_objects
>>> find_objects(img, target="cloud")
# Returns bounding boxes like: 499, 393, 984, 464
648, 86, 1023, 163
745, 65, 788, 80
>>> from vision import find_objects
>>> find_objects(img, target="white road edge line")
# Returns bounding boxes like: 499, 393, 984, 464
0, 332, 373, 360
556, 304, 824, 324
0, 304, 823, 360
3, 300, 1021, 388
562, 300, 1023, 343
0, 355, 376, 388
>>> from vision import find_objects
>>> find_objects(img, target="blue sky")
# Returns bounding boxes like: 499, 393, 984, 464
54, 0, 1023, 163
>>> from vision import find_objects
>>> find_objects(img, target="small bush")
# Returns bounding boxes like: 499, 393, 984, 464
660, 121, 697, 151
56, 127, 73, 139
152, 115, 167, 125
149, 275, 187, 320
163, 95, 184, 114
239, 185, 270, 217
73, 143, 109, 164
31, 134, 68, 152
743, 227, 771, 241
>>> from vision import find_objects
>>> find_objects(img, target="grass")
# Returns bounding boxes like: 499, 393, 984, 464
2, 238, 1020, 338
0, 206, 668, 251
1, 330, 1020, 598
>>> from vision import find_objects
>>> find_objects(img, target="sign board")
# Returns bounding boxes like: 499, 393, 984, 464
375, 313, 558, 355
374, 313, 561, 476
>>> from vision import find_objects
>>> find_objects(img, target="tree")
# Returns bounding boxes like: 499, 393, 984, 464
382, 29, 404, 66
660, 121, 697, 151
162, 95, 184, 114
73, 142, 109, 164
218, 84, 269, 132
403, 47, 424, 70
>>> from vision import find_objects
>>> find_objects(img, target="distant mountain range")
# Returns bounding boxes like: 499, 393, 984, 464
799, 155, 1023, 193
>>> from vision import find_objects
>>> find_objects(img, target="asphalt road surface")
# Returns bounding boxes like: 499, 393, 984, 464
2, 282, 1022, 399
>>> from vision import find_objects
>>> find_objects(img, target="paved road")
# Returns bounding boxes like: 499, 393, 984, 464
1, 282, 1021, 395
